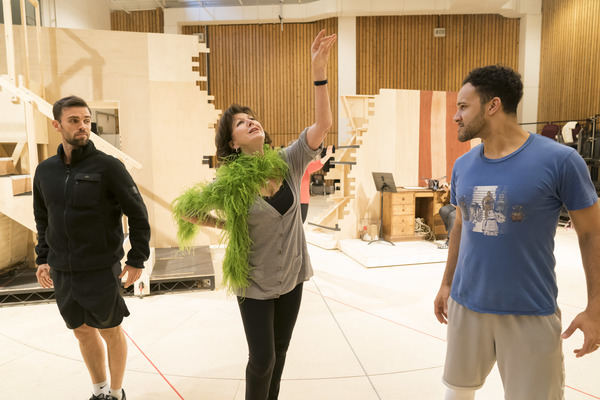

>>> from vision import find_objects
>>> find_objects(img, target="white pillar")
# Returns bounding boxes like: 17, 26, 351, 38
163, 7, 186, 34
517, 11, 542, 131
337, 16, 356, 146
40, 0, 56, 27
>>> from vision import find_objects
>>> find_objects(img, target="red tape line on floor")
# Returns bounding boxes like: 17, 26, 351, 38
0, 269, 27, 289
0, 278, 15, 289
122, 328, 185, 400
305, 288, 600, 399
565, 385, 600, 399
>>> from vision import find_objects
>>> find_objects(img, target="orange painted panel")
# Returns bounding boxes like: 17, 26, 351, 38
418, 90, 433, 185
445, 91, 471, 183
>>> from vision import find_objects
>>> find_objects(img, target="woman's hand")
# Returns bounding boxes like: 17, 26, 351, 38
183, 214, 224, 229
325, 145, 334, 157
321, 145, 334, 164
311, 30, 337, 80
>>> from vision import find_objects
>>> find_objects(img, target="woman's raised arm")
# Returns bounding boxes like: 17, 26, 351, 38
306, 30, 337, 150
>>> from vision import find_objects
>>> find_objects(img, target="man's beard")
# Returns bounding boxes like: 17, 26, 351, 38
66, 134, 89, 148
458, 108, 486, 143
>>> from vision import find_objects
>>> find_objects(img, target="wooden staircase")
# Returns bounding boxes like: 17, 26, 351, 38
0, 163, 33, 270
0, 75, 35, 267
0, 146, 33, 271
306, 95, 375, 249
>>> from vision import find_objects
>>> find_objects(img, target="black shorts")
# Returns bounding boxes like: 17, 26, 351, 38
50, 263, 130, 330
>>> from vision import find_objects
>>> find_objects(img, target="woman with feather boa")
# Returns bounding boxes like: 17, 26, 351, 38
172, 30, 336, 400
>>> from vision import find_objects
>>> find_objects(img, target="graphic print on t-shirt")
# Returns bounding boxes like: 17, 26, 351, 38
458, 185, 509, 236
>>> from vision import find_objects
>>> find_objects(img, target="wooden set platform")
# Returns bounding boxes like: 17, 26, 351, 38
0, 246, 215, 307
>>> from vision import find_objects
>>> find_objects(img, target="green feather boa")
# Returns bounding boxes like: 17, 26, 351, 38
171, 145, 289, 294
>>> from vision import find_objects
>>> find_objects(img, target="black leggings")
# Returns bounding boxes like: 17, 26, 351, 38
300, 203, 309, 223
237, 283, 304, 400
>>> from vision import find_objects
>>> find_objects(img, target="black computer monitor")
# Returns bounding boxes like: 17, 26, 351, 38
372, 172, 397, 193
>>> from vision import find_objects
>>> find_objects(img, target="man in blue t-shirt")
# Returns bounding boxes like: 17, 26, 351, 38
433, 65, 600, 400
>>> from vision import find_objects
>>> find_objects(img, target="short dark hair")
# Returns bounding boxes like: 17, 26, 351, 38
215, 104, 272, 162
52, 95, 91, 121
462, 65, 523, 115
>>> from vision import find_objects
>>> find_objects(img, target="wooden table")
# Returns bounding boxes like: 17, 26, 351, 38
382, 188, 449, 242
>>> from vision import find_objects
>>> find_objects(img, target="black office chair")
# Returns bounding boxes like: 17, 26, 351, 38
310, 173, 325, 195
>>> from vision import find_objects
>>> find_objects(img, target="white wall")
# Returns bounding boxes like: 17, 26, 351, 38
35, 0, 541, 128
164, 0, 535, 34
165, 0, 542, 127
337, 16, 356, 146
41, 0, 110, 30
92, 109, 117, 135
518, 4, 543, 130
164, 0, 340, 34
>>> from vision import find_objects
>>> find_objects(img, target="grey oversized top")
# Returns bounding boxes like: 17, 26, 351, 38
237, 128, 322, 299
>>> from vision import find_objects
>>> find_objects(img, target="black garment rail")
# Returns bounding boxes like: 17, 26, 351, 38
520, 115, 599, 159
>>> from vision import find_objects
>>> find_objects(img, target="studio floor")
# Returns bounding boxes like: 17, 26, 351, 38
1, 198, 599, 399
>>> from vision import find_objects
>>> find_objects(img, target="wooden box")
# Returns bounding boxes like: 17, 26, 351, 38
11, 175, 31, 195
0, 158, 15, 175
0, 212, 29, 271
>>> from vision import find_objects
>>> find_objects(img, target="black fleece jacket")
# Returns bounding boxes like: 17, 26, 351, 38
33, 141, 150, 271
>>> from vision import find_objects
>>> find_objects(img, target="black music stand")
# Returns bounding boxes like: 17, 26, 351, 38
370, 172, 397, 246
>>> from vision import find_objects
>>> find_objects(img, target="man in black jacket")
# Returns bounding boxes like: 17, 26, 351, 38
33, 96, 151, 400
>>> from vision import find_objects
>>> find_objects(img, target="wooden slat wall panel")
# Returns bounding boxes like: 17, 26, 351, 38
357, 15, 520, 95
539, 0, 600, 123
183, 25, 208, 79
110, 8, 164, 33
183, 19, 338, 149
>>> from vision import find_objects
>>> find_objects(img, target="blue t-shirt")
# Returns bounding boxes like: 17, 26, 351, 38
450, 133, 598, 315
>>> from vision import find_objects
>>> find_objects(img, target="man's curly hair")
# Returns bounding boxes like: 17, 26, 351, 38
462, 65, 523, 115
